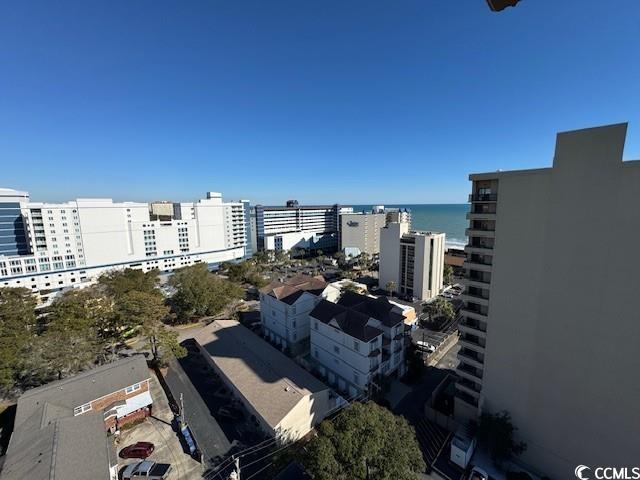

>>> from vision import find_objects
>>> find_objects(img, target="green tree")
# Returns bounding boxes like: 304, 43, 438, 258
443, 264, 454, 286
341, 282, 364, 296
422, 297, 455, 325
473, 411, 527, 464
385, 280, 397, 297
303, 402, 425, 480
99, 268, 160, 298
112, 289, 185, 363
358, 252, 371, 270
170, 264, 243, 321
0, 288, 37, 390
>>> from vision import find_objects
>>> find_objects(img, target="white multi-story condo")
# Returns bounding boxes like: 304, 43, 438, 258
379, 222, 445, 300
309, 291, 407, 397
340, 210, 387, 257
455, 123, 640, 478
254, 200, 352, 252
0, 190, 251, 293
259, 274, 330, 356
384, 207, 412, 226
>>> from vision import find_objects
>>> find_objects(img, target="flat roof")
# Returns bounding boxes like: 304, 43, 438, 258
194, 320, 329, 429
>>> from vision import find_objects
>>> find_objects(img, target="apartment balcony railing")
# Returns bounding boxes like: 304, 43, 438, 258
458, 362, 484, 380
466, 274, 491, 285
457, 377, 482, 393
459, 318, 487, 333
458, 349, 485, 367
465, 242, 494, 252
465, 289, 490, 301
455, 389, 480, 408
468, 256, 493, 266
469, 193, 498, 202
459, 334, 486, 350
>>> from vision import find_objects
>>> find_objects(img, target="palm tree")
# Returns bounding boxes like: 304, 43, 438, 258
385, 280, 397, 297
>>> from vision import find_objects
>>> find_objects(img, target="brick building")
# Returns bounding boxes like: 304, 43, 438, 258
0, 356, 152, 480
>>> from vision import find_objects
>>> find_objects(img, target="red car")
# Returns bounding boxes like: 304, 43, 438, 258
119, 442, 155, 459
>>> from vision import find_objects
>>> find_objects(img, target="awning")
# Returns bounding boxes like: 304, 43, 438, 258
116, 391, 153, 418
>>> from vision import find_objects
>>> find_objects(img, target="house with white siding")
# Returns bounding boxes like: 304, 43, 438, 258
309, 291, 407, 398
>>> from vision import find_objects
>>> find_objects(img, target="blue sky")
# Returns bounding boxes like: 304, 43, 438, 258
1, 0, 639, 205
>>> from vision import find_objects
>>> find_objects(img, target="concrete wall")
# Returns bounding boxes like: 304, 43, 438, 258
478, 124, 640, 477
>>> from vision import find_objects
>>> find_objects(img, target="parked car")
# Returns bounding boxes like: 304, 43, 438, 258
467, 466, 489, 480
119, 442, 155, 459
217, 405, 244, 420
122, 460, 172, 480
415, 340, 436, 353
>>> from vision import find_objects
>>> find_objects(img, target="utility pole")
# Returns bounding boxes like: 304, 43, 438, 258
228, 456, 240, 480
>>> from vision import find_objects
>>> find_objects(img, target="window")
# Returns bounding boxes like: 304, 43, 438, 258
333, 345, 340, 354
73, 403, 92, 415
354, 372, 360, 384
314, 348, 319, 358
125, 382, 142, 394
353, 340, 360, 352
313, 321, 318, 330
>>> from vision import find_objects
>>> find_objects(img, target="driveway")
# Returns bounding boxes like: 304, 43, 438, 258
164, 358, 232, 466
117, 372, 202, 480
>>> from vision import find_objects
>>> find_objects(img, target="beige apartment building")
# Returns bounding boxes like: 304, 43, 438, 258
340, 211, 387, 256
379, 222, 445, 300
456, 123, 640, 477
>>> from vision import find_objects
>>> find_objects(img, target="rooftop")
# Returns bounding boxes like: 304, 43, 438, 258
0, 357, 148, 480
260, 274, 328, 305
15, 356, 150, 427
310, 291, 405, 342
193, 320, 329, 429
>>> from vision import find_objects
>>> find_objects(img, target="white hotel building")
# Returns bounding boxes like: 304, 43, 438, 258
0, 190, 250, 293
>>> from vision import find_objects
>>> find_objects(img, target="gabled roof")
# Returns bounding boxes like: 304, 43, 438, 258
194, 320, 330, 430
310, 299, 383, 342
14, 356, 150, 427
0, 359, 145, 480
337, 291, 406, 328
260, 274, 327, 305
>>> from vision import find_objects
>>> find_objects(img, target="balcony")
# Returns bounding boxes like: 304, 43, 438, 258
457, 362, 484, 381
456, 378, 482, 397
457, 349, 485, 369
467, 212, 496, 221
462, 306, 488, 322
458, 319, 487, 339
466, 228, 495, 238
463, 261, 492, 274
455, 390, 479, 409
459, 334, 486, 353
464, 244, 494, 256
461, 292, 489, 308
469, 193, 497, 202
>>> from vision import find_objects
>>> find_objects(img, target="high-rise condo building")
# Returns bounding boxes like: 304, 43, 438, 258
455, 123, 640, 477
254, 201, 352, 252
339, 210, 387, 256
379, 222, 445, 300
0, 190, 250, 293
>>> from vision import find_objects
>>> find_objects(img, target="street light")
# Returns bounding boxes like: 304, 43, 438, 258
486, 0, 521, 12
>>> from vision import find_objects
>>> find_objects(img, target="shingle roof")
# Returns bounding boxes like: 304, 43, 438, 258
338, 291, 405, 327
0, 358, 143, 480
193, 320, 330, 430
15, 356, 150, 427
310, 292, 405, 342
260, 274, 327, 305
310, 299, 383, 342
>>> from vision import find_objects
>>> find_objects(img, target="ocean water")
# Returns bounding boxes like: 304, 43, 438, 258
352, 204, 470, 249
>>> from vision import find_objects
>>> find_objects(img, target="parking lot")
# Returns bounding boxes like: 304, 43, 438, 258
116, 372, 202, 480
175, 340, 268, 451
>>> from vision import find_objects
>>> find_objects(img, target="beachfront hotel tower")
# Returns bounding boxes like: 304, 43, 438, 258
455, 124, 640, 478
0, 191, 250, 294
